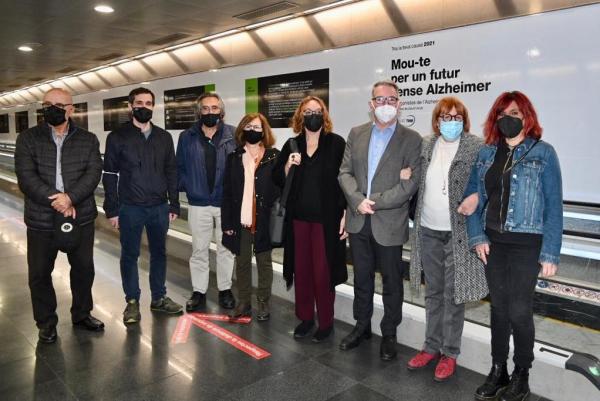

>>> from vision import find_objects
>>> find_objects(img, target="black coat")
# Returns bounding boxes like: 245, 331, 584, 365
102, 121, 180, 218
272, 132, 348, 289
15, 121, 102, 230
221, 147, 281, 255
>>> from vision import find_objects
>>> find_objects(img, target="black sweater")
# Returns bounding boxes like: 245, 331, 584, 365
103, 121, 180, 218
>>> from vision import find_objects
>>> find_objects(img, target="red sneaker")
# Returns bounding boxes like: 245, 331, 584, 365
407, 350, 439, 370
434, 355, 457, 382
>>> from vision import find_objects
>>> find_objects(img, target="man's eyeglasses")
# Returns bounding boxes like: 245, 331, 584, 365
371, 96, 399, 106
439, 114, 464, 122
42, 102, 72, 109
201, 105, 221, 113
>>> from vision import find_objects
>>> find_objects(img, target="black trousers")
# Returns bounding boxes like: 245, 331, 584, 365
349, 216, 405, 336
486, 239, 541, 369
27, 223, 95, 328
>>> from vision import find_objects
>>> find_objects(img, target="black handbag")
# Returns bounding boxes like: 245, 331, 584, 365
270, 138, 299, 247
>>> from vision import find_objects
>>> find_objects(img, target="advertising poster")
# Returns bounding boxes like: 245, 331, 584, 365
164, 84, 215, 130
15, 111, 29, 133
103, 96, 130, 132
245, 69, 329, 128
72, 102, 89, 131
0, 114, 9, 133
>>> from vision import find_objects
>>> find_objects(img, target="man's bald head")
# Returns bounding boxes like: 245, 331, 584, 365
43, 88, 73, 106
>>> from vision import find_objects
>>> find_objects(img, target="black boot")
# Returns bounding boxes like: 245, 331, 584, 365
475, 363, 510, 400
500, 366, 530, 401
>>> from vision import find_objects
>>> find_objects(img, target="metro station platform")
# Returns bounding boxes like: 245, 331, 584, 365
0, 188, 554, 401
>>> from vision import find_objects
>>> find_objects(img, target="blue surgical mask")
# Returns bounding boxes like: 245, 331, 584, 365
439, 121, 463, 141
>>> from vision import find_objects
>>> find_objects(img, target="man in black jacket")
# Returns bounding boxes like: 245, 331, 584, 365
103, 87, 182, 324
15, 88, 104, 343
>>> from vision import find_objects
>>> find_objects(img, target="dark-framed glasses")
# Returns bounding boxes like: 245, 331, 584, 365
439, 114, 464, 122
372, 96, 399, 106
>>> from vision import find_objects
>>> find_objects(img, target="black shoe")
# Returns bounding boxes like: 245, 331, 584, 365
339, 324, 372, 350
380, 335, 397, 361
500, 366, 530, 401
38, 326, 57, 344
312, 326, 333, 343
293, 320, 315, 338
475, 363, 510, 400
186, 291, 206, 312
73, 315, 105, 332
219, 290, 236, 309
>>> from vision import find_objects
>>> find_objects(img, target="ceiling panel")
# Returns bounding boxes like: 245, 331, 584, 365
0, 0, 336, 91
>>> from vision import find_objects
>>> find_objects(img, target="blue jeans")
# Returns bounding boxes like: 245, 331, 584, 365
119, 203, 169, 302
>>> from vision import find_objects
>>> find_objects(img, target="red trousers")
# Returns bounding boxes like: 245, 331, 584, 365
293, 220, 335, 329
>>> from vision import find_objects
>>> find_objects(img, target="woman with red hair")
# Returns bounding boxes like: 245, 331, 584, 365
459, 91, 563, 401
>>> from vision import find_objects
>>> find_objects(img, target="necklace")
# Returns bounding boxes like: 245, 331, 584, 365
439, 146, 449, 196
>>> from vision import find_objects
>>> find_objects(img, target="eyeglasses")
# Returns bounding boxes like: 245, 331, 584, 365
372, 96, 399, 106
244, 124, 263, 132
42, 102, 72, 109
302, 109, 323, 116
201, 105, 221, 113
439, 114, 464, 122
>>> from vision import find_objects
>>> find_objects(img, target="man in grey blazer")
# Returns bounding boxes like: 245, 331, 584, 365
338, 80, 422, 360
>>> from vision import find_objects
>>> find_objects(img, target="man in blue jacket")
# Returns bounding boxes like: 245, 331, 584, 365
103, 87, 182, 324
177, 92, 236, 311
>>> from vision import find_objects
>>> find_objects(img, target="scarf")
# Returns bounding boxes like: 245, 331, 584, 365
240, 145, 264, 228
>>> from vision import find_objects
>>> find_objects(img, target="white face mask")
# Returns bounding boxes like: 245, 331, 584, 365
373, 103, 398, 124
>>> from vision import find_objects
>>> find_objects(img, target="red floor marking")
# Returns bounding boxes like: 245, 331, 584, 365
189, 312, 251, 324
170, 315, 192, 345
190, 315, 271, 360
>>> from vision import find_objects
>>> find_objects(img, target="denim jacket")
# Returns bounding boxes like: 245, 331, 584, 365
464, 137, 563, 265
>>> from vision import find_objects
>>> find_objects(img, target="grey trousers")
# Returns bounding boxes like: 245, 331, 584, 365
420, 226, 465, 358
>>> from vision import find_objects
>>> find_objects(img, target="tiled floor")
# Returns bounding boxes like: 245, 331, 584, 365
0, 195, 553, 401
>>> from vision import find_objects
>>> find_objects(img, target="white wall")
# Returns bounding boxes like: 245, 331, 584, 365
1, 4, 599, 203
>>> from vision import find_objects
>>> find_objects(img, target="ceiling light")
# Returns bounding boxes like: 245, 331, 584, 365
18, 45, 34, 52
94, 4, 114, 13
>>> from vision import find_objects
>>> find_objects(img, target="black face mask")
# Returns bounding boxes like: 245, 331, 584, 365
497, 115, 523, 139
200, 113, 220, 128
132, 107, 153, 124
43, 105, 67, 127
304, 114, 324, 132
243, 129, 263, 145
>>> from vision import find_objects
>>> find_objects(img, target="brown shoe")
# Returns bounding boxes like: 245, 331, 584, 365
256, 297, 270, 321
229, 301, 251, 319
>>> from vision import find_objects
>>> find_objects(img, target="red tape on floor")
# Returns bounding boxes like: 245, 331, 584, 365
170, 315, 192, 345
190, 315, 271, 360
189, 312, 252, 324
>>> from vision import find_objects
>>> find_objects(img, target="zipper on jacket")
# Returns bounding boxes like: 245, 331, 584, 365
498, 147, 514, 233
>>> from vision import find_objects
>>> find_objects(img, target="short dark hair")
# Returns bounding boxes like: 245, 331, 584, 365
128, 87, 155, 105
